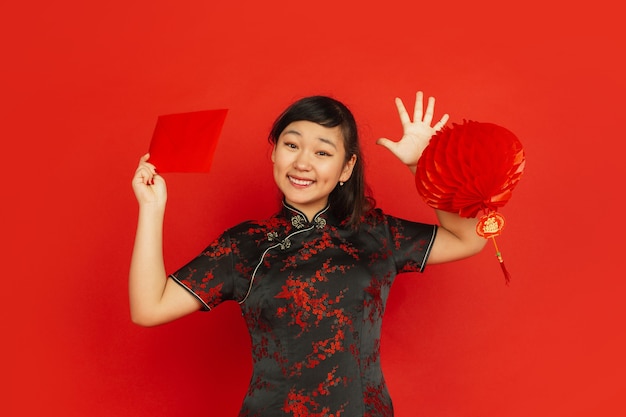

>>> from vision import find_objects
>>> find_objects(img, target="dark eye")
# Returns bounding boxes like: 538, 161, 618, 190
285, 142, 297, 149
317, 150, 332, 157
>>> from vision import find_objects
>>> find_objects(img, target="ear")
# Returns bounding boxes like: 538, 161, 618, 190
271, 145, 276, 163
340, 154, 357, 182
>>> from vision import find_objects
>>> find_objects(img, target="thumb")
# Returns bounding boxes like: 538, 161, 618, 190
376, 138, 396, 152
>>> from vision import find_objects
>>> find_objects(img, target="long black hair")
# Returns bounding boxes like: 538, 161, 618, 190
268, 96, 374, 228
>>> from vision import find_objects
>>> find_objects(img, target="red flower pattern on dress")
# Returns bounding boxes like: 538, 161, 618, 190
283, 367, 348, 417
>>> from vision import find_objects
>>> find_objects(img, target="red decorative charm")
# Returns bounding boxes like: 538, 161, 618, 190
416, 120, 525, 284
476, 212, 505, 238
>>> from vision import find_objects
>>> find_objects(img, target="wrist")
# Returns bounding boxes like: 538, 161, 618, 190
138, 201, 166, 217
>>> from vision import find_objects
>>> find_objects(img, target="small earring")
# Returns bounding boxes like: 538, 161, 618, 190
339, 181, 344, 187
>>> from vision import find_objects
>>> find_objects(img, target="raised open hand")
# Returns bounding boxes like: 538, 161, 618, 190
377, 91, 449, 174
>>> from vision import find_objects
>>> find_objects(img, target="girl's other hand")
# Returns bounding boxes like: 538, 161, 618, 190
377, 91, 449, 174
132, 153, 167, 207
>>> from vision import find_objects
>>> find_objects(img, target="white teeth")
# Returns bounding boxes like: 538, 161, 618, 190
290, 177, 313, 186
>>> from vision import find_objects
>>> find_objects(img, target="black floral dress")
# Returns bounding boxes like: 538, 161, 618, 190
171, 202, 437, 417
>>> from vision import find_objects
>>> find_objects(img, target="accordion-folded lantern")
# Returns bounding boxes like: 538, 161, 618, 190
148, 109, 228, 173
416, 120, 525, 283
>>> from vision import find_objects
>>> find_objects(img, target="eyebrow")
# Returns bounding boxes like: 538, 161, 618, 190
282, 129, 338, 149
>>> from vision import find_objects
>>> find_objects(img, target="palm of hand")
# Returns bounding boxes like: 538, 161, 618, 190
377, 92, 449, 171
393, 122, 438, 167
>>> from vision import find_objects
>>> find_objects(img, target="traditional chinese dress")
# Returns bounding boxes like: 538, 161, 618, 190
171, 201, 437, 417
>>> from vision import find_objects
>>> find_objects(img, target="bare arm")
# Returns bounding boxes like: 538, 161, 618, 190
427, 210, 486, 264
377, 92, 486, 263
129, 154, 201, 327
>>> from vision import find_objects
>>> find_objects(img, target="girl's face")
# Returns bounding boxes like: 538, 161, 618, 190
272, 120, 356, 220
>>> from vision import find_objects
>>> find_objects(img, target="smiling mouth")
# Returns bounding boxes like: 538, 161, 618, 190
289, 176, 314, 187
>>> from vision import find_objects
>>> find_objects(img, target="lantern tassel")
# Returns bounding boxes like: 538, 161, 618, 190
489, 236, 511, 285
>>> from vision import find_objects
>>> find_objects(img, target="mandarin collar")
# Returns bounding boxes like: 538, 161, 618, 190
280, 200, 334, 230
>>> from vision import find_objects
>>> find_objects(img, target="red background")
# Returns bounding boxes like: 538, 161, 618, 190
2, 1, 624, 416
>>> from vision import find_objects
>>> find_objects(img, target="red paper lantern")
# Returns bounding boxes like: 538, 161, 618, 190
416, 120, 526, 283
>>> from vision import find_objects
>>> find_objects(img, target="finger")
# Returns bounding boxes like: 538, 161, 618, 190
135, 163, 155, 179
413, 91, 424, 121
144, 170, 155, 186
134, 165, 156, 185
433, 114, 449, 131
395, 97, 412, 125
423, 96, 435, 125
376, 137, 398, 153
133, 169, 149, 186
138, 154, 157, 174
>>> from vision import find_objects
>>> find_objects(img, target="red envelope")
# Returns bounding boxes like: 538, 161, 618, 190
148, 109, 228, 173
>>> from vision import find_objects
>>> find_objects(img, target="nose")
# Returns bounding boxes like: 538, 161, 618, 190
293, 152, 312, 171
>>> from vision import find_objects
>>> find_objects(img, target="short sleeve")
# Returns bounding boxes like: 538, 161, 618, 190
386, 215, 438, 273
169, 231, 236, 311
